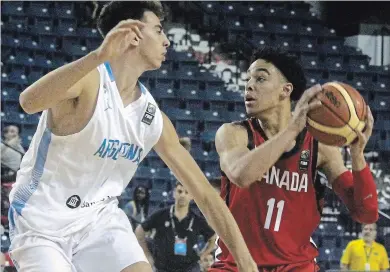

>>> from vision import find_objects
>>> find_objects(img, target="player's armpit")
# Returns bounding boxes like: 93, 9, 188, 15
317, 143, 348, 184
154, 113, 256, 270
215, 123, 252, 187
319, 143, 378, 224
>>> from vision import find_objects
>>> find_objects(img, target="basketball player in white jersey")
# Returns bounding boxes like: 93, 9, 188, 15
8, 1, 257, 272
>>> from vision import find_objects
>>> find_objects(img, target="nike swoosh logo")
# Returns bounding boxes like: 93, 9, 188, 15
364, 194, 373, 200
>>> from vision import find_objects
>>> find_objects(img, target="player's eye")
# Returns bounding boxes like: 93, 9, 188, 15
256, 77, 265, 82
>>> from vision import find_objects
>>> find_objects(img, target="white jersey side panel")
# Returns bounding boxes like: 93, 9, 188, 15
9, 62, 163, 236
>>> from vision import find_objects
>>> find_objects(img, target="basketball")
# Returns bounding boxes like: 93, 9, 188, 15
307, 82, 367, 147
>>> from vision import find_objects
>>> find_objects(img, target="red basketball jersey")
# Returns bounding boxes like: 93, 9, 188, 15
216, 118, 325, 266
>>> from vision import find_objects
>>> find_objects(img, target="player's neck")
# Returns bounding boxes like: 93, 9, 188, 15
110, 55, 148, 101
256, 101, 291, 137
174, 204, 189, 220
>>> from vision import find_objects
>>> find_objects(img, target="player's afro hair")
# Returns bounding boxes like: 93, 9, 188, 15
251, 47, 307, 101
97, 1, 165, 37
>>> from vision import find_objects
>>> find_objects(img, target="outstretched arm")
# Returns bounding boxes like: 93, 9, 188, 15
318, 107, 378, 224
19, 20, 144, 114
154, 113, 256, 271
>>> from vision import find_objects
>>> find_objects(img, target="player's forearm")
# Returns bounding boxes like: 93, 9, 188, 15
231, 127, 298, 188
351, 151, 367, 171
167, 157, 253, 266
135, 226, 154, 260
157, 141, 255, 267
19, 51, 101, 114
196, 188, 253, 266
340, 263, 349, 271
332, 165, 378, 223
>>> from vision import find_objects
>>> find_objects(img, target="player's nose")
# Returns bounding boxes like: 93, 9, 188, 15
163, 34, 170, 48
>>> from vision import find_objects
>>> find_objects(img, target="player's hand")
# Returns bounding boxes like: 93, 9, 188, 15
350, 105, 374, 156
95, 19, 146, 62
237, 259, 258, 272
289, 84, 323, 135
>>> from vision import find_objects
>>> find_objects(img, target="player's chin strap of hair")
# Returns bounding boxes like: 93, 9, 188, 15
332, 164, 379, 224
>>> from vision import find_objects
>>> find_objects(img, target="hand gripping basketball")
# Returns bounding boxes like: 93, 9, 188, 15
95, 19, 146, 63
289, 84, 323, 134
350, 105, 374, 155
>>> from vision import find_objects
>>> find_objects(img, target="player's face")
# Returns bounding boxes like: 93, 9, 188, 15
138, 11, 170, 70
245, 59, 291, 117
174, 185, 192, 207
362, 224, 377, 242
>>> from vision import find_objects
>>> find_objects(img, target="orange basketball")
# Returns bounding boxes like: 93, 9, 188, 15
307, 82, 367, 147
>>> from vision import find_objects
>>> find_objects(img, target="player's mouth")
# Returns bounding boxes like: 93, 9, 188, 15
245, 96, 256, 106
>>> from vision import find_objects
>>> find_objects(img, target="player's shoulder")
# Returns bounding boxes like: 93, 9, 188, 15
217, 120, 249, 137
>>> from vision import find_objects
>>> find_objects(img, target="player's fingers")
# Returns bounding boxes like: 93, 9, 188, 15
110, 28, 134, 38
354, 128, 366, 145
363, 107, 374, 138
302, 84, 322, 103
366, 105, 374, 124
116, 19, 146, 30
307, 99, 322, 111
131, 26, 144, 40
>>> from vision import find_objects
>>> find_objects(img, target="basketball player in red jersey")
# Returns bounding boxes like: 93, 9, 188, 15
209, 47, 378, 272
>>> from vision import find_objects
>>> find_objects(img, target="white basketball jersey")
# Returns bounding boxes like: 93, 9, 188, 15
9, 63, 163, 236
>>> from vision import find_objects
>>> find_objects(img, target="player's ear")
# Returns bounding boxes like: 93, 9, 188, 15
130, 36, 141, 46
280, 83, 293, 100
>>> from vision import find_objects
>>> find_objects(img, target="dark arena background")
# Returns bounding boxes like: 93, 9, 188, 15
1, 1, 389, 271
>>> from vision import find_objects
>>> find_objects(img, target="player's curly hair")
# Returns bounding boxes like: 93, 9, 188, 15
251, 47, 307, 101
97, 1, 165, 37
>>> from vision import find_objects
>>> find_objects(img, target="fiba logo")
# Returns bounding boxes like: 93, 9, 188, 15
66, 195, 81, 209
299, 150, 310, 171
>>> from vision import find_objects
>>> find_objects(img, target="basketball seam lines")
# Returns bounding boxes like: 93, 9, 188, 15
314, 102, 357, 134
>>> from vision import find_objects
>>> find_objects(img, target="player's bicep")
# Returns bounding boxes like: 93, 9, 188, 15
64, 68, 99, 101
153, 112, 180, 156
215, 123, 250, 182
318, 143, 348, 185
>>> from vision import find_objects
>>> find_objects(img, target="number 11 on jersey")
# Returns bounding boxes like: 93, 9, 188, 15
264, 198, 285, 232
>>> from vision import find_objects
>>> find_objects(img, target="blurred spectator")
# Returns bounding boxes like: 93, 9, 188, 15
135, 182, 216, 272
340, 223, 389, 271
1, 125, 24, 182
1, 183, 12, 227
199, 253, 214, 272
123, 185, 150, 225
1, 252, 4, 271
179, 137, 192, 152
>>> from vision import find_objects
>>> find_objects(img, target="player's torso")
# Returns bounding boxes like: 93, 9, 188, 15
9, 62, 163, 233
218, 118, 325, 266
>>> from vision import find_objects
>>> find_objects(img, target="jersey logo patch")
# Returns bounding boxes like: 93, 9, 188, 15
142, 102, 156, 125
299, 149, 310, 171
66, 195, 81, 209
